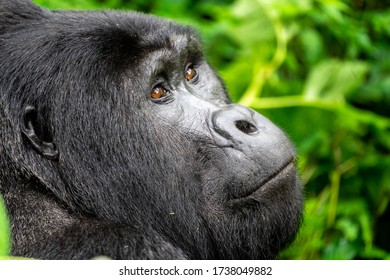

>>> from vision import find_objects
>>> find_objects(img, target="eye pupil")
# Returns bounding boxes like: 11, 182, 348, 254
151, 86, 165, 99
185, 66, 196, 81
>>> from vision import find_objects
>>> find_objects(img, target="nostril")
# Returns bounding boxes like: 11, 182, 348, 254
235, 120, 259, 135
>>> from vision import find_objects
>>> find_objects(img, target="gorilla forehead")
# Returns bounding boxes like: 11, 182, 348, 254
1, 6, 200, 71
1, 7, 202, 106
48, 10, 201, 62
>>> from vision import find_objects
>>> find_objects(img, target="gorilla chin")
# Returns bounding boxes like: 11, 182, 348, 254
0, 0, 303, 260
203, 148, 302, 259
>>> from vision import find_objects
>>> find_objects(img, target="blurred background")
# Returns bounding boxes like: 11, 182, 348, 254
2, 0, 390, 259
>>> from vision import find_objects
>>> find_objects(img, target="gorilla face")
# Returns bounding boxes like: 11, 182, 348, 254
130, 24, 302, 259
0, 0, 302, 259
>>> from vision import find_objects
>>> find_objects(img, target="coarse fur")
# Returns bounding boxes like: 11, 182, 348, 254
0, 0, 303, 259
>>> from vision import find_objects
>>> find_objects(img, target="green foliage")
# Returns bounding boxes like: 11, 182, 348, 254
15, 0, 389, 260
0, 194, 10, 257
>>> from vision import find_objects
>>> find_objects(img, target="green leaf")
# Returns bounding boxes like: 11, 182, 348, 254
323, 238, 358, 260
335, 218, 359, 241
0, 195, 11, 256
303, 59, 369, 102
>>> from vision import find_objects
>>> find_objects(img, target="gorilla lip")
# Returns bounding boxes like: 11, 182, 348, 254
231, 159, 296, 202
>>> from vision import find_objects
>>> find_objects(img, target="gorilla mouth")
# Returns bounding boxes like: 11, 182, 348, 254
232, 159, 296, 202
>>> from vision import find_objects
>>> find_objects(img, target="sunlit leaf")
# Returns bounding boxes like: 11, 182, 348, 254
335, 218, 358, 241
303, 59, 369, 102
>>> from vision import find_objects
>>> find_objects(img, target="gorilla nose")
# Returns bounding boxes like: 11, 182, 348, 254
210, 104, 296, 169
234, 119, 259, 135
211, 105, 261, 144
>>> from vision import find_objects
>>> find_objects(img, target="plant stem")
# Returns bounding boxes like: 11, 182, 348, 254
239, 2, 288, 106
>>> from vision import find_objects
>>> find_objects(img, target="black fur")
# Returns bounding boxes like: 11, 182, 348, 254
0, 0, 303, 259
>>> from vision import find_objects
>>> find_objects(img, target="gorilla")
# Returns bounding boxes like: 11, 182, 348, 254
0, 0, 303, 259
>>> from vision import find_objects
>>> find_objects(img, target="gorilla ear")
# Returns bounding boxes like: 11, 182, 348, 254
21, 106, 59, 161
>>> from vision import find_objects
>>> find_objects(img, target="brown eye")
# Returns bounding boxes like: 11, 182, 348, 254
185, 66, 197, 81
151, 85, 166, 99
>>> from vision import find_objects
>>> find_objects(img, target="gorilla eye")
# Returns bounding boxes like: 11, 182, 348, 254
151, 85, 167, 99
185, 65, 197, 81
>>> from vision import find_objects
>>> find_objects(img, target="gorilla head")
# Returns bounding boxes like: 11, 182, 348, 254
0, 0, 303, 259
